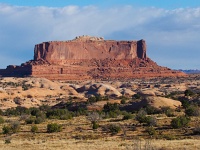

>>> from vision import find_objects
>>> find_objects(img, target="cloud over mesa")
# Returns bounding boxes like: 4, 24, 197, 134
0, 4, 200, 69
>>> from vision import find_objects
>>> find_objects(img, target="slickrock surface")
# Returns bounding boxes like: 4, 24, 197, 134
0, 35, 185, 80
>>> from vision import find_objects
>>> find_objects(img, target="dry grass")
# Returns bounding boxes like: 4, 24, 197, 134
0, 137, 200, 150
0, 116, 199, 150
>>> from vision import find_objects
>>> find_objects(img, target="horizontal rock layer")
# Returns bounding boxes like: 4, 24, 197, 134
0, 36, 186, 80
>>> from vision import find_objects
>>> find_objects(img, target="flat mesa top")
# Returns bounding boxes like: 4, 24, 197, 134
73, 35, 104, 41
42, 36, 141, 44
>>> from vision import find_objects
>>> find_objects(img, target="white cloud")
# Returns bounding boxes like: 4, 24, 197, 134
0, 4, 200, 69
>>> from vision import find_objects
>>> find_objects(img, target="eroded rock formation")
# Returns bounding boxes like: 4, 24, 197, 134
0, 35, 186, 80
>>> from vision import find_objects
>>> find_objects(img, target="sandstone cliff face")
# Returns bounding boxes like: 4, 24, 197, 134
0, 36, 186, 80
34, 37, 147, 64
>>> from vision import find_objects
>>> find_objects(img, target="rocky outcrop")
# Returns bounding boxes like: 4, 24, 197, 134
0, 36, 186, 80
34, 36, 147, 63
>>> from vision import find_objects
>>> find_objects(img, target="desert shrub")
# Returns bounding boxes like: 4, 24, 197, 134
107, 124, 121, 135
22, 83, 32, 91
135, 109, 157, 126
123, 113, 133, 120
145, 116, 157, 127
103, 95, 109, 100
0, 109, 3, 115
25, 116, 35, 124
145, 105, 161, 115
16, 106, 30, 115
47, 123, 62, 133
193, 126, 200, 135
75, 107, 88, 116
0, 116, 5, 124
104, 111, 118, 118
5, 107, 27, 116
46, 109, 73, 120
165, 91, 180, 99
121, 99, 126, 104
35, 117, 44, 124
162, 134, 177, 140
4, 136, 11, 144
31, 125, 38, 133
146, 126, 156, 135
180, 99, 190, 109
59, 114, 73, 120
87, 112, 102, 123
87, 112, 102, 129
10, 121, 20, 133
2, 126, 11, 134
87, 96, 97, 103
39, 105, 51, 111
120, 96, 128, 104
92, 122, 99, 130
161, 107, 175, 117
29, 107, 41, 116
184, 89, 195, 96
171, 116, 190, 129
4, 108, 16, 116
103, 102, 121, 118
185, 105, 200, 116
135, 109, 147, 124
103, 103, 119, 112
132, 94, 141, 100
95, 94, 103, 101
20, 114, 30, 121
87, 94, 104, 104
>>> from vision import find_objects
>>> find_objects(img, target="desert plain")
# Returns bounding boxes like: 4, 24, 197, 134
0, 74, 199, 149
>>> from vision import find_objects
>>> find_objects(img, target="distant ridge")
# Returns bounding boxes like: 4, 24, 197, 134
178, 69, 200, 74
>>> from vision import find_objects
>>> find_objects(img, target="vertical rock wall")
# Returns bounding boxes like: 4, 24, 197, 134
33, 39, 147, 64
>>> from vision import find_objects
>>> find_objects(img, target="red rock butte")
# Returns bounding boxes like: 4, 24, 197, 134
0, 35, 186, 80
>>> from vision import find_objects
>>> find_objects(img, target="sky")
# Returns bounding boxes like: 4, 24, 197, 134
0, 0, 200, 69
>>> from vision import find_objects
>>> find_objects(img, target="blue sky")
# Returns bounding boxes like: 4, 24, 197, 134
0, 0, 200, 69
1, 0, 200, 8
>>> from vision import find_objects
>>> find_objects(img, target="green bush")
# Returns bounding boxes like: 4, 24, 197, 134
161, 107, 175, 117
135, 109, 147, 124
145, 106, 161, 115
123, 113, 133, 120
31, 125, 38, 133
10, 121, 20, 133
145, 116, 157, 127
103, 103, 119, 112
92, 121, 99, 130
47, 123, 62, 133
0, 116, 5, 124
46, 109, 73, 120
105, 111, 118, 118
121, 99, 126, 104
39, 105, 51, 111
4, 137, 11, 144
35, 117, 44, 124
184, 89, 195, 96
193, 126, 200, 135
2, 126, 11, 134
146, 126, 156, 135
185, 106, 200, 116
87, 94, 104, 104
4, 106, 30, 116
132, 94, 141, 99
171, 116, 190, 129
180, 99, 190, 109
29, 107, 41, 116
108, 124, 121, 135
25, 116, 35, 124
